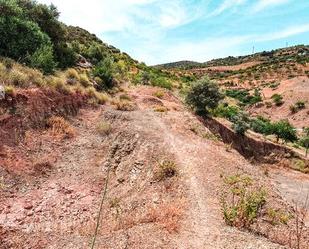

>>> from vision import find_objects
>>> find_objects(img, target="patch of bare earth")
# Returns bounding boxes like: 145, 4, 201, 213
250, 76, 309, 129
1, 85, 308, 248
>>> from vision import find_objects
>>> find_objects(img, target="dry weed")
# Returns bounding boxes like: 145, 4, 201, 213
47, 116, 75, 138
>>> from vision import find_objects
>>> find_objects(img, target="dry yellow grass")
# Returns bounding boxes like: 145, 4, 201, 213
47, 116, 75, 138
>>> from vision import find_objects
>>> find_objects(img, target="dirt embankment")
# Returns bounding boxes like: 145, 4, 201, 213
201, 116, 299, 163
0, 88, 87, 147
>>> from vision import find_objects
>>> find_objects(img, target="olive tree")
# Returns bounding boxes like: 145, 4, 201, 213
186, 77, 224, 115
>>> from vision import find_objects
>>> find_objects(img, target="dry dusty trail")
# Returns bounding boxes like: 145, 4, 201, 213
1, 85, 308, 248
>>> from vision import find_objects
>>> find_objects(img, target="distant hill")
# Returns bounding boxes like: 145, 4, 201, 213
155, 60, 202, 70
156, 45, 309, 70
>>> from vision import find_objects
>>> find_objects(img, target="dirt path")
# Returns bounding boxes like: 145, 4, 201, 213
129, 86, 285, 248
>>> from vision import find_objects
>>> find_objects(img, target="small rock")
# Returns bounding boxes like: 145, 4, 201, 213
23, 203, 33, 210
27, 211, 34, 216
35, 206, 42, 212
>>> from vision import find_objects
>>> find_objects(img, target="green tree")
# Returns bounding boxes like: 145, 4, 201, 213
272, 120, 297, 143
186, 77, 224, 115
0, 16, 52, 61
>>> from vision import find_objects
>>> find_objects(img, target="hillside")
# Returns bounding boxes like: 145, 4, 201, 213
1, 1, 309, 249
156, 45, 309, 70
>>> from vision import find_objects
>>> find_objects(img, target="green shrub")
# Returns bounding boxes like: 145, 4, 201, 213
221, 174, 267, 228
93, 57, 114, 90
231, 112, 250, 135
271, 94, 284, 106
250, 116, 273, 135
289, 104, 298, 114
225, 89, 262, 106
29, 45, 57, 74
299, 127, 309, 156
0, 15, 52, 62
295, 101, 306, 109
212, 104, 239, 121
290, 101, 306, 114
186, 77, 224, 115
272, 120, 297, 143
151, 76, 172, 89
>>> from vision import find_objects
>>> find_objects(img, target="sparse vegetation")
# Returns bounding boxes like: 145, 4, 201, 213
47, 116, 75, 138
112, 98, 136, 111
290, 101, 306, 114
221, 174, 267, 228
153, 90, 164, 99
225, 88, 262, 106
154, 106, 168, 113
96, 121, 112, 136
155, 160, 177, 181
271, 94, 284, 106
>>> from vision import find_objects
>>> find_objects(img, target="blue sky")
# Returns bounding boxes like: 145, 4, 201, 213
38, 0, 309, 65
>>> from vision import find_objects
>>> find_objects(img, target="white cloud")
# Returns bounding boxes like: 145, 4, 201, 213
37, 0, 201, 33
256, 23, 309, 42
209, 0, 246, 17
38, 0, 157, 33
252, 0, 290, 12
142, 24, 309, 64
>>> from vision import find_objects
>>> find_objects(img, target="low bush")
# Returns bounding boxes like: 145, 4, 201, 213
29, 45, 57, 74
86, 87, 108, 105
93, 57, 114, 90
290, 101, 306, 114
225, 89, 262, 106
112, 99, 136, 111
231, 112, 250, 135
153, 90, 164, 99
271, 94, 284, 106
119, 93, 131, 101
299, 127, 309, 156
79, 73, 91, 87
4, 85, 16, 96
212, 104, 239, 121
47, 116, 75, 138
96, 121, 112, 136
66, 68, 80, 80
154, 106, 168, 113
155, 160, 177, 181
152, 76, 172, 89
221, 174, 267, 228
250, 116, 273, 135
